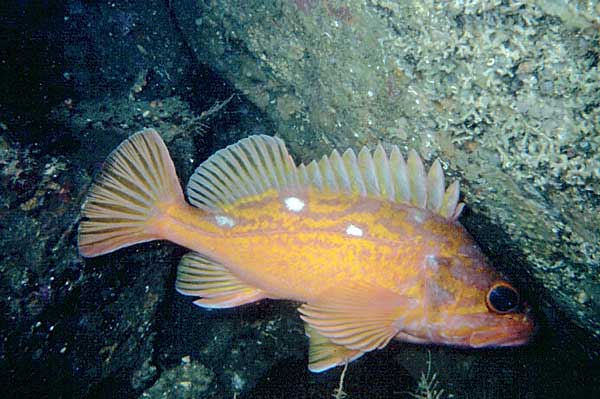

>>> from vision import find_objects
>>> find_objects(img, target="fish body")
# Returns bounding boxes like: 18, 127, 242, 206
79, 129, 534, 372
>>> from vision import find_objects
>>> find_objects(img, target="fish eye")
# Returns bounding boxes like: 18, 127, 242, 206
486, 282, 520, 314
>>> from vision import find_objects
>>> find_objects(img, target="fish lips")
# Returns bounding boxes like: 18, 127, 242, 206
468, 308, 536, 348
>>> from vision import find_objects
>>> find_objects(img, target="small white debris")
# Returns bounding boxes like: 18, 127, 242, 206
345, 224, 363, 237
215, 215, 236, 228
232, 373, 245, 391
284, 196, 305, 212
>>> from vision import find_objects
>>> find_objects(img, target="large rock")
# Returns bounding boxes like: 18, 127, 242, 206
172, 0, 600, 348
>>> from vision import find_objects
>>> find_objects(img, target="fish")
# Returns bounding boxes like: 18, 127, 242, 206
78, 128, 534, 372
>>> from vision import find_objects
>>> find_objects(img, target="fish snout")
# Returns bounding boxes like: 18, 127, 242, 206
468, 309, 535, 347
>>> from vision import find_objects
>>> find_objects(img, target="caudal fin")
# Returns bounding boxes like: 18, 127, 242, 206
78, 129, 184, 257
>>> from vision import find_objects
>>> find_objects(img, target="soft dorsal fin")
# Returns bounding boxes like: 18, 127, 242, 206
186, 135, 299, 212
187, 135, 463, 220
176, 252, 267, 308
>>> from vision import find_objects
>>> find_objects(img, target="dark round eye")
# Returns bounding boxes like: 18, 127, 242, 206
486, 282, 520, 314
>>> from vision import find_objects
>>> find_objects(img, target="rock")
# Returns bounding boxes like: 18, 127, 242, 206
139, 359, 214, 399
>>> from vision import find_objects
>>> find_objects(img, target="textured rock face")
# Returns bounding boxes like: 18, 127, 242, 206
172, 0, 599, 345
2, 0, 598, 397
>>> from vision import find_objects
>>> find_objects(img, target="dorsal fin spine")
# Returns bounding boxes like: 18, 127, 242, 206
407, 150, 426, 208
426, 159, 444, 212
373, 144, 394, 201
253, 139, 274, 187
330, 150, 351, 192
307, 160, 323, 190
287, 153, 300, 189
298, 163, 309, 187
319, 155, 338, 192
441, 181, 460, 218
343, 149, 366, 196
389, 146, 410, 203
358, 147, 380, 196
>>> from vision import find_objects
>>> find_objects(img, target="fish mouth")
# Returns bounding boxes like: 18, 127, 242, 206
468, 311, 535, 348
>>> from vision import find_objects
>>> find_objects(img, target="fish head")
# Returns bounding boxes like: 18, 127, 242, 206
416, 239, 535, 348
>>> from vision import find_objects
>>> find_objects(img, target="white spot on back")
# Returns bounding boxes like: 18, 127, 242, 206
345, 224, 363, 237
215, 215, 236, 228
284, 196, 304, 212
426, 255, 440, 272
412, 210, 425, 224
426, 255, 437, 266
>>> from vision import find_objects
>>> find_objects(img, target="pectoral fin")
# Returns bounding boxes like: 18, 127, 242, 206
304, 323, 364, 373
176, 252, 267, 308
299, 283, 415, 353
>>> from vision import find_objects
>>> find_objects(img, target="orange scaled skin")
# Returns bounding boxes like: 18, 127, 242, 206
154, 187, 534, 348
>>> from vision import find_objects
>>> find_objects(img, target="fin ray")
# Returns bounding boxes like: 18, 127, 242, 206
304, 324, 364, 373
187, 135, 297, 211
300, 143, 462, 219
176, 252, 267, 308
78, 129, 184, 257
299, 282, 413, 353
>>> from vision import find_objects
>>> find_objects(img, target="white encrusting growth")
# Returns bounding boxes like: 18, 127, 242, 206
284, 196, 305, 212
215, 215, 236, 228
345, 224, 364, 237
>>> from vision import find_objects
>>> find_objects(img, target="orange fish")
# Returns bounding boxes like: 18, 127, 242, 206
78, 129, 534, 372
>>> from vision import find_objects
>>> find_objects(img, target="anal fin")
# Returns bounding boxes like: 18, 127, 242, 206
304, 323, 364, 373
176, 252, 267, 309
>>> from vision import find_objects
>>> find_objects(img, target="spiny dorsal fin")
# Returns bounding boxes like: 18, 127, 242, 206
187, 135, 463, 220
299, 144, 463, 220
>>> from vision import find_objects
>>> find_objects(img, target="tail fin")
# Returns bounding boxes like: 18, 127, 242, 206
78, 129, 184, 257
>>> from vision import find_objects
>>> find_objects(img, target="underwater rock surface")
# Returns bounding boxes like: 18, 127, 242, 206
1, 1, 599, 398
172, 0, 600, 347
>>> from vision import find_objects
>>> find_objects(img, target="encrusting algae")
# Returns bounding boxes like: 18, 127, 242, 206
78, 129, 534, 372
